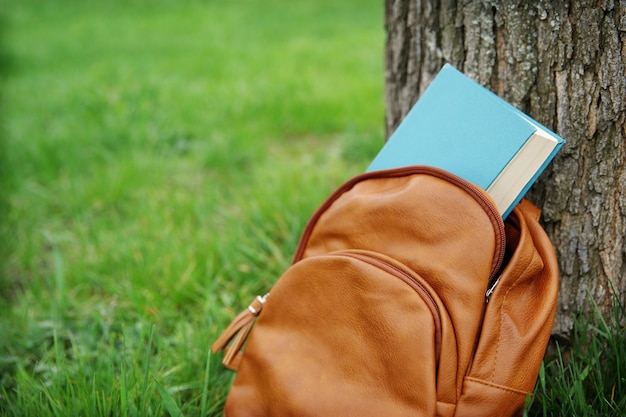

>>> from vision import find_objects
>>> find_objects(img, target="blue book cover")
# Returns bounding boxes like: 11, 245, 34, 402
367, 64, 565, 218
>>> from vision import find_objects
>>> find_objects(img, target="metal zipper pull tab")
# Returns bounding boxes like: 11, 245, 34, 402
485, 275, 501, 303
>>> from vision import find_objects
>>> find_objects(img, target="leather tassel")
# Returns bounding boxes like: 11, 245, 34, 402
221, 319, 254, 370
212, 294, 267, 371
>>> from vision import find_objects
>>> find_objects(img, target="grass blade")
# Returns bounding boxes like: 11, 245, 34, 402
155, 377, 184, 417
200, 348, 211, 417
140, 324, 156, 416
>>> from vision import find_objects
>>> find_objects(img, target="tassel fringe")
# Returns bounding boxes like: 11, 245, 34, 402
212, 294, 267, 371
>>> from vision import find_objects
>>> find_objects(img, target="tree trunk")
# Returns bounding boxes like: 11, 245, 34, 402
384, 0, 626, 338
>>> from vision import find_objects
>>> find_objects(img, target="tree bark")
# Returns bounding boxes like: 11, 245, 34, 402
384, 0, 626, 338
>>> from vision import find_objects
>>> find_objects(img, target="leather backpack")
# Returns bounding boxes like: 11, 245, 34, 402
212, 166, 559, 417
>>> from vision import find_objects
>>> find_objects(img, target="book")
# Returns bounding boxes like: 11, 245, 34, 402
366, 64, 565, 219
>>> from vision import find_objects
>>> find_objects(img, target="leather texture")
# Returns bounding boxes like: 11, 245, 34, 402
213, 166, 559, 417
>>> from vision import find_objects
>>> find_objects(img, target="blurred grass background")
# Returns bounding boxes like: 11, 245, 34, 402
0, 0, 384, 414
2, 1, 626, 416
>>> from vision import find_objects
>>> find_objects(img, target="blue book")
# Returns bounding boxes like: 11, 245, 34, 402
367, 64, 565, 219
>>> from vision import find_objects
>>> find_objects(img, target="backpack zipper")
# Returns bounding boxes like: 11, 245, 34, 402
485, 275, 501, 303
292, 166, 507, 288
335, 250, 443, 367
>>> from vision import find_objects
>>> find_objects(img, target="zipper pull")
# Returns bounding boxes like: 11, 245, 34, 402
485, 275, 501, 303
212, 294, 268, 371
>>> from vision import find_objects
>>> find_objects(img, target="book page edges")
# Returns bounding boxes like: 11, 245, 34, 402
486, 127, 559, 215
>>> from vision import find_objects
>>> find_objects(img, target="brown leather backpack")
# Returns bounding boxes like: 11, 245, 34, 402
213, 166, 559, 417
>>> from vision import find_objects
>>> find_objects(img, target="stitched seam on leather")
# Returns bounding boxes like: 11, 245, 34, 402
490, 261, 531, 381
465, 376, 528, 396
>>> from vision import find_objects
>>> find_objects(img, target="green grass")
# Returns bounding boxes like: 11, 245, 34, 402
525, 293, 626, 417
2, 1, 625, 416
0, 0, 384, 415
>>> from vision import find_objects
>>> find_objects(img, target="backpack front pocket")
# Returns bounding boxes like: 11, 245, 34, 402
224, 250, 455, 417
